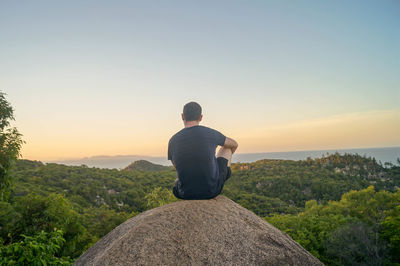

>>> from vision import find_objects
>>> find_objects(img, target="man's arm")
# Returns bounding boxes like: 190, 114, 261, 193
223, 137, 238, 154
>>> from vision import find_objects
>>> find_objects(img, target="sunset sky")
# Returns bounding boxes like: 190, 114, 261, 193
1, 1, 399, 161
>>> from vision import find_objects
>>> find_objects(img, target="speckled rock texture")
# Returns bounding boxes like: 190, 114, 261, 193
74, 196, 323, 266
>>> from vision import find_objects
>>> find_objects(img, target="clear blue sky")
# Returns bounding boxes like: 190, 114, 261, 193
1, 0, 399, 160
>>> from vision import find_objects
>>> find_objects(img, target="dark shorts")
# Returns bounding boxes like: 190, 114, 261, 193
216, 157, 231, 183
173, 157, 231, 200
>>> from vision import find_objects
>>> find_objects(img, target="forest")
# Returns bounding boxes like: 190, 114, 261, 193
1, 92, 399, 265
0, 155, 399, 265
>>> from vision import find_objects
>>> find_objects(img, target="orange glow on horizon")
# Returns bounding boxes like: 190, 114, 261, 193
20, 110, 400, 161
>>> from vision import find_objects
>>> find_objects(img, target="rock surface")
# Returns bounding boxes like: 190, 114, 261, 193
74, 196, 323, 265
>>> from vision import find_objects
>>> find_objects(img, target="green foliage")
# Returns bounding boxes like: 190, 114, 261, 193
0, 229, 71, 265
13, 193, 78, 235
380, 195, 400, 263
4, 160, 178, 260
124, 160, 171, 172
3, 154, 399, 264
11, 160, 177, 213
266, 186, 400, 265
268, 200, 350, 259
11, 153, 398, 218
0, 201, 19, 238
225, 153, 398, 216
223, 189, 301, 216
0, 91, 24, 200
324, 222, 386, 266
82, 206, 135, 241
145, 187, 178, 209
0, 192, 138, 261
5, 193, 89, 258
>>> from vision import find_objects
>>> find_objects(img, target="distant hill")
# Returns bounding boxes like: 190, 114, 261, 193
46, 155, 170, 169
123, 160, 171, 172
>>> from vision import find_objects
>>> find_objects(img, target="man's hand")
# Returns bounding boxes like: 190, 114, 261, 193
223, 137, 238, 154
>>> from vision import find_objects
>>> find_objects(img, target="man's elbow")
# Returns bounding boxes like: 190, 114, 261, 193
233, 140, 238, 152
224, 137, 238, 152
233, 139, 238, 148
229, 138, 238, 148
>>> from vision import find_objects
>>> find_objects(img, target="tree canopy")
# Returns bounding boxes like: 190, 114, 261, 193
0, 91, 24, 200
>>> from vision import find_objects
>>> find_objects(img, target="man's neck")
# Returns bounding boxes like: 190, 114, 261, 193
184, 121, 200, 128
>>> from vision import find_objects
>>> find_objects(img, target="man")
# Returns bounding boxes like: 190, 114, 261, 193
168, 102, 238, 200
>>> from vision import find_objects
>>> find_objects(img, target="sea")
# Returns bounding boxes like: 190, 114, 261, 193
48, 146, 400, 169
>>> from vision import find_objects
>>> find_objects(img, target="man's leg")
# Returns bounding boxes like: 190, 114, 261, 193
173, 178, 184, 199
216, 147, 233, 195
217, 146, 232, 167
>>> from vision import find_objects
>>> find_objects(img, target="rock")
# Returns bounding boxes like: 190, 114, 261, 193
74, 196, 323, 266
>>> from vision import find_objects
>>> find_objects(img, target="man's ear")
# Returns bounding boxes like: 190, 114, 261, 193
181, 113, 185, 121
199, 114, 203, 122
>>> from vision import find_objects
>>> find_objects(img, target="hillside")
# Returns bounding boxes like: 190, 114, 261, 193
10, 160, 176, 213
2, 153, 399, 264
123, 160, 171, 172
225, 153, 399, 216
10, 153, 400, 217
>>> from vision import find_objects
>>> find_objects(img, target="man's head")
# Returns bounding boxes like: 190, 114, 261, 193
182, 102, 202, 123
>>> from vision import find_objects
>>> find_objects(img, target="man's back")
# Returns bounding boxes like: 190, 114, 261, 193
168, 125, 226, 199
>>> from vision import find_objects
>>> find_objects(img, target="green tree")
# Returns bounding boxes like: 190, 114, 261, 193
0, 91, 24, 200
82, 206, 134, 242
144, 187, 177, 209
267, 199, 350, 259
0, 229, 71, 265
324, 222, 386, 266
11, 193, 89, 258
267, 186, 400, 265
380, 190, 400, 263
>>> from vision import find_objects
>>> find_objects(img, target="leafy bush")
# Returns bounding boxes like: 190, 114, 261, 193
145, 187, 177, 209
0, 229, 71, 265
267, 186, 400, 265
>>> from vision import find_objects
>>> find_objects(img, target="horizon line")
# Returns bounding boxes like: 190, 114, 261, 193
21, 145, 400, 162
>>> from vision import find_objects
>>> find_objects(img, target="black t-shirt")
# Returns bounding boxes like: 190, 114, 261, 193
168, 125, 226, 199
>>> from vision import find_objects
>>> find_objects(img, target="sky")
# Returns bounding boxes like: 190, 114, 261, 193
1, 0, 399, 161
